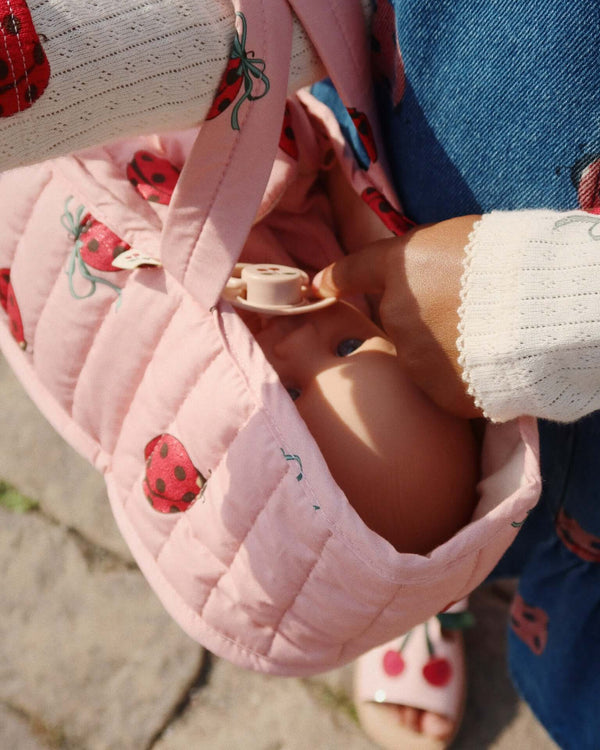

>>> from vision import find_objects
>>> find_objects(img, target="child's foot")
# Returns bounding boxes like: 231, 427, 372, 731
353, 615, 466, 749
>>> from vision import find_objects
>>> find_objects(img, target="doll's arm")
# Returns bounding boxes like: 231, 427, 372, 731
0, 0, 326, 171
315, 210, 600, 422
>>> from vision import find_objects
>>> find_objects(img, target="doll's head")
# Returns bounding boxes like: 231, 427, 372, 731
252, 301, 478, 555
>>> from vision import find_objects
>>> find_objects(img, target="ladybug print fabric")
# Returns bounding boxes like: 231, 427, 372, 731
0, 0, 50, 117
347, 108, 378, 164
206, 12, 270, 130
143, 434, 206, 514
61, 199, 128, 303
0, 267, 9, 310
279, 102, 299, 160
127, 150, 181, 206
361, 186, 414, 235
0, 269, 26, 348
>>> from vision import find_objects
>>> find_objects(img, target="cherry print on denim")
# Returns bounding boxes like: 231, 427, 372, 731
510, 593, 548, 655
127, 150, 181, 206
555, 508, 600, 563
361, 187, 414, 236
0, 0, 50, 117
1, 269, 26, 349
570, 152, 600, 213
206, 12, 270, 130
144, 434, 206, 513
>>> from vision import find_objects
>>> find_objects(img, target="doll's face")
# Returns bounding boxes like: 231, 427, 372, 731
253, 302, 478, 554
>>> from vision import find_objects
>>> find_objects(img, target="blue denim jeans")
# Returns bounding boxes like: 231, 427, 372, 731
491, 414, 600, 750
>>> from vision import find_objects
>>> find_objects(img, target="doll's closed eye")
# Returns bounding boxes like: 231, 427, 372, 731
336, 338, 364, 357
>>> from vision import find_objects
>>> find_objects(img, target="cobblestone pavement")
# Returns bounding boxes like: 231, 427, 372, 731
0, 354, 558, 749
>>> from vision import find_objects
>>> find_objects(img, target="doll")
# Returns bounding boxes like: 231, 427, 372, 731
238, 294, 479, 556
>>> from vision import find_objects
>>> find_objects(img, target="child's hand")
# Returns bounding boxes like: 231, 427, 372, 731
313, 216, 484, 419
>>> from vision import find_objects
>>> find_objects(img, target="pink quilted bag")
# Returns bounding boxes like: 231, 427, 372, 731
0, 0, 540, 676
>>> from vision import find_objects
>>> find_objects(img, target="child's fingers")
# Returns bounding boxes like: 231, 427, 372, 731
312, 240, 393, 298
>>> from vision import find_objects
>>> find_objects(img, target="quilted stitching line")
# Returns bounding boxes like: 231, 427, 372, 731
100, 299, 181, 456
195, 464, 290, 622
264, 528, 332, 659
214, 307, 537, 581
213, 309, 326, 516
120, 335, 224, 508
65, 293, 121, 419
4, 170, 52, 272
337, 580, 404, 665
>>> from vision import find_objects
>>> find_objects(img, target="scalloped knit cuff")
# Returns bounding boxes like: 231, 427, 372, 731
458, 210, 600, 422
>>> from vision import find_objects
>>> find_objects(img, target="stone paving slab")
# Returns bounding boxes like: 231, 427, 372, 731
0, 507, 203, 750
0, 704, 50, 750
0, 354, 130, 560
0, 350, 560, 749
155, 657, 375, 750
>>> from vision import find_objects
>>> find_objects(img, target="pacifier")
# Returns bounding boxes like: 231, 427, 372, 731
222, 263, 337, 315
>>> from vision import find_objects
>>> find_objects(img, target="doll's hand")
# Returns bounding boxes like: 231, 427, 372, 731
313, 216, 483, 419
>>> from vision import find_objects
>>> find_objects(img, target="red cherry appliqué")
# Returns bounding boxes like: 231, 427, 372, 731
382, 649, 405, 677
422, 656, 452, 687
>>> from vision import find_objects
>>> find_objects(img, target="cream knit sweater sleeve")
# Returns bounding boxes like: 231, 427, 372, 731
0, 0, 329, 171
459, 210, 600, 422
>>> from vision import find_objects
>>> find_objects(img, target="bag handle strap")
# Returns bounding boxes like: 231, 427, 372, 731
159, 0, 293, 310
160, 0, 379, 309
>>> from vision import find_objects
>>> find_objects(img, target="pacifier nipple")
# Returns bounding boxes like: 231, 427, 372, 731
222, 263, 337, 316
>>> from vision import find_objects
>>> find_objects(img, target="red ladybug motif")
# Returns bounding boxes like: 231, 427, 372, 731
143, 434, 206, 513
555, 508, 600, 563
4, 274, 26, 349
361, 187, 414, 235
510, 593, 548, 655
347, 108, 378, 164
78, 213, 130, 272
279, 102, 299, 160
61, 199, 126, 303
0, 267, 9, 310
126, 150, 181, 206
206, 11, 270, 130
0, 0, 50, 117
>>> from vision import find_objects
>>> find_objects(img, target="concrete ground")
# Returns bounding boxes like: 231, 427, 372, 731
0, 353, 558, 750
